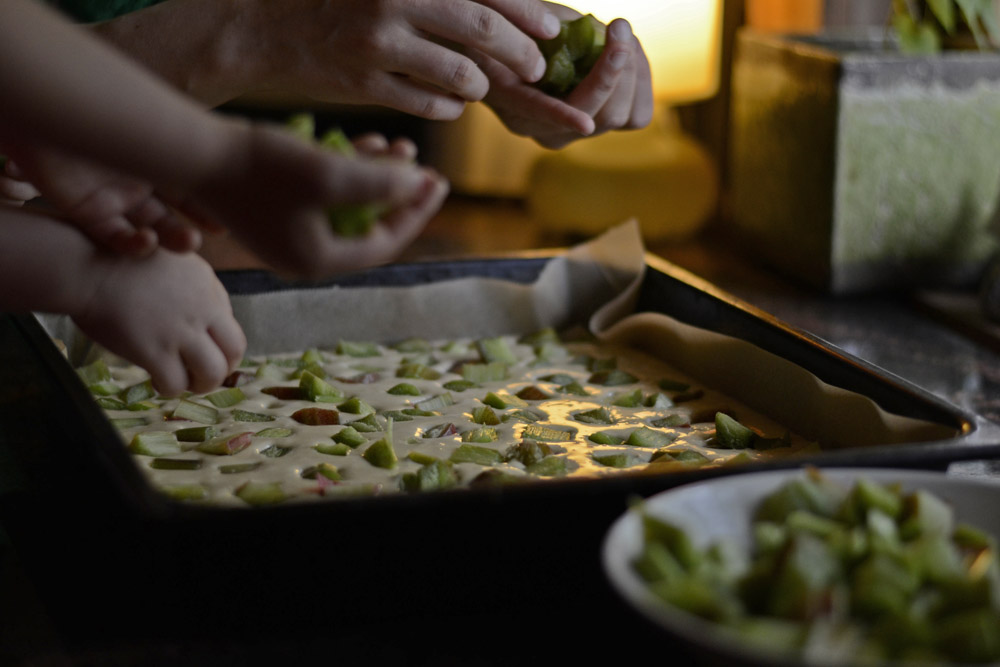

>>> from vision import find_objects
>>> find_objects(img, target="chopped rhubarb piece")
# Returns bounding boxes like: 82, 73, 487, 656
110, 417, 148, 429
416, 393, 454, 412
255, 363, 288, 382
97, 396, 127, 410
587, 356, 617, 372
302, 462, 342, 481
125, 400, 156, 412
300, 348, 325, 365
232, 409, 276, 423
501, 408, 546, 424
505, 440, 552, 466
151, 458, 203, 471
592, 453, 633, 468
573, 407, 614, 425
393, 337, 432, 353
588, 369, 637, 386
206, 387, 246, 408
442, 379, 478, 392
299, 371, 344, 403
261, 386, 305, 401
88, 382, 121, 396
219, 462, 262, 474
611, 389, 644, 407
174, 426, 216, 442
387, 383, 420, 396
162, 484, 207, 501
522, 424, 575, 442
76, 359, 111, 386
476, 337, 517, 364
423, 423, 460, 438
589, 431, 625, 445
401, 460, 457, 492
292, 362, 327, 381
129, 432, 181, 456
626, 427, 676, 448
541, 372, 576, 385
557, 381, 589, 396
516, 385, 550, 401
644, 393, 674, 409
336, 372, 380, 384
362, 438, 397, 469
449, 444, 503, 465
651, 414, 690, 428
260, 444, 292, 458
396, 363, 441, 380
471, 406, 501, 425
171, 399, 219, 425
526, 456, 570, 477
315, 442, 351, 456
332, 426, 366, 448
469, 469, 524, 487
715, 412, 757, 449
196, 431, 253, 455
223, 371, 255, 388
339, 396, 375, 415
461, 427, 498, 444
255, 427, 293, 438
336, 340, 380, 357
121, 379, 155, 405
461, 362, 508, 383
235, 481, 286, 505
407, 451, 439, 465
518, 326, 561, 346
292, 407, 340, 425
482, 392, 527, 410
532, 342, 568, 363
349, 413, 381, 432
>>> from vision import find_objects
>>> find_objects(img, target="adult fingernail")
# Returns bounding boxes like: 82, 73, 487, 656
544, 12, 562, 37
609, 19, 631, 43
533, 55, 548, 81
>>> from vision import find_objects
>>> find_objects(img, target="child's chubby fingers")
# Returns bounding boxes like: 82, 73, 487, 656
180, 335, 238, 395
352, 134, 419, 162
210, 318, 248, 374
127, 196, 203, 253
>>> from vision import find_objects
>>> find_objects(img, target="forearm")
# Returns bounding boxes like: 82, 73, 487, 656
90, 0, 253, 107
0, 205, 106, 317
0, 0, 235, 195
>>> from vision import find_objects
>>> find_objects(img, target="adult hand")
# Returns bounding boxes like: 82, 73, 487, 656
177, 121, 448, 280
476, 9, 654, 149
96, 0, 562, 116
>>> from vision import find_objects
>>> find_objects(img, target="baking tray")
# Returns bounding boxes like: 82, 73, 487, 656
0, 253, 996, 649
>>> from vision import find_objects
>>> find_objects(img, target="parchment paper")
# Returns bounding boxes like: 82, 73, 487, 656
39, 220, 955, 448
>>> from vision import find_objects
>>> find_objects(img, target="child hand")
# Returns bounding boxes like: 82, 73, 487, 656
177, 122, 448, 279
5, 146, 201, 255
71, 248, 246, 396
0, 157, 40, 205
478, 13, 654, 149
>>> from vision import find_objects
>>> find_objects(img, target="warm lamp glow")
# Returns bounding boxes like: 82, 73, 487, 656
578, 0, 723, 102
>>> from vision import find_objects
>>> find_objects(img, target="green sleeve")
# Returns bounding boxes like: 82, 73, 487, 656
47, 0, 164, 22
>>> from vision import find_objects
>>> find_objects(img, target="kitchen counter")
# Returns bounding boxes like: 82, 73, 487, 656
6, 194, 1000, 665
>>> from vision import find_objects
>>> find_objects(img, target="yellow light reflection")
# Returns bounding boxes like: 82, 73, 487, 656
576, 0, 723, 102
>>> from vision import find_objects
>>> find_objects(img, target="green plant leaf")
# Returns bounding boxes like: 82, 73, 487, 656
956, 0, 999, 48
894, 12, 943, 53
928, 0, 957, 33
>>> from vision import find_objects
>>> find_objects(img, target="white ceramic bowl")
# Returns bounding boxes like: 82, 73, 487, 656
602, 467, 1000, 666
